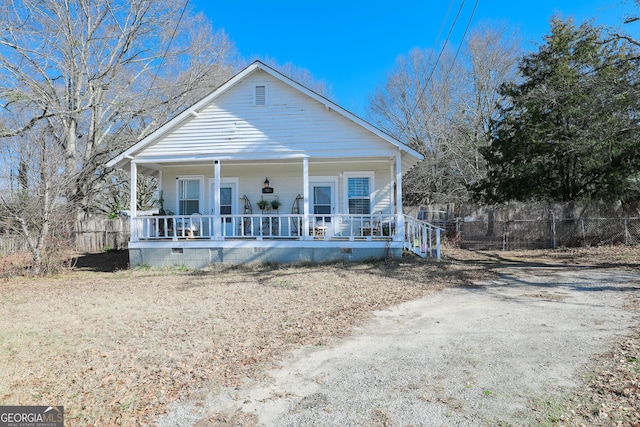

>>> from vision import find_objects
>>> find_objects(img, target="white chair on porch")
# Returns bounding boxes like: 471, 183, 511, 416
177, 213, 201, 237
311, 219, 329, 238
360, 211, 382, 237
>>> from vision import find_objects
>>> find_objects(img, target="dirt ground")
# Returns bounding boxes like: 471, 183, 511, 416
0, 246, 639, 426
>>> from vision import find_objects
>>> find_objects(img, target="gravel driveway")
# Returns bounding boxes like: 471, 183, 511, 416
160, 264, 640, 426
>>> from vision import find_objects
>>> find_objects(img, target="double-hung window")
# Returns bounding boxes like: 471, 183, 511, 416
347, 175, 372, 214
177, 177, 202, 215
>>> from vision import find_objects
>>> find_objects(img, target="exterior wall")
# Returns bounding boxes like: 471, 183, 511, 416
159, 160, 394, 216
129, 244, 401, 268
140, 70, 399, 161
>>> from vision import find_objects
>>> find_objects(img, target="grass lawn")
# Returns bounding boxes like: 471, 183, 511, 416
1, 246, 638, 425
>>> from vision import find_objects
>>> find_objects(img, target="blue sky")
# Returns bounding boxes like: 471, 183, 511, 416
190, 0, 639, 115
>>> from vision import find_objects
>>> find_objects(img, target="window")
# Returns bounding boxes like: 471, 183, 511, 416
254, 84, 267, 106
220, 187, 232, 215
313, 185, 332, 222
177, 178, 201, 215
347, 177, 371, 214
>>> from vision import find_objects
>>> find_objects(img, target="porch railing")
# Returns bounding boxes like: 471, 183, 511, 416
131, 213, 441, 259
132, 213, 399, 241
404, 216, 442, 258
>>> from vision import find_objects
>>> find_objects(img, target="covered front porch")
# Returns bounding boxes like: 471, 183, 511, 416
123, 155, 440, 267
127, 212, 440, 267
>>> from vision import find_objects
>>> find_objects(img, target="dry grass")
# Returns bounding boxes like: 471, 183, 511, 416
0, 246, 638, 426
553, 326, 640, 427
0, 252, 469, 425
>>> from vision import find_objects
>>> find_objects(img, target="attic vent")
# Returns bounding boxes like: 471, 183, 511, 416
255, 85, 266, 106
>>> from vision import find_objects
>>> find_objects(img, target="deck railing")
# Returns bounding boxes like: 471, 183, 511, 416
132, 213, 398, 241
404, 216, 442, 258
131, 213, 441, 259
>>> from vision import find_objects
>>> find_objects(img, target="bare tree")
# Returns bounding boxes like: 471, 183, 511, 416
0, 0, 238, 215
454, 21, 521, 184
0, 0, 238, 272
0, 121, 75, 274
367, 21, 520, 206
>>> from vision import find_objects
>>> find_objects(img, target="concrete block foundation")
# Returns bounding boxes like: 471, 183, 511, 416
128, 244, 400, 268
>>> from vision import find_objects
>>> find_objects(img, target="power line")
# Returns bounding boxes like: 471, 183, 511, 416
439, 0, 480, 101
140, 0, 191, 110
401, 0, 478, 140
401, 0, 466, 136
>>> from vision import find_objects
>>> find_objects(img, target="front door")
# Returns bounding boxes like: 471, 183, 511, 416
210, 180, 237, 237
312, 185, 332, 221
310, 180, 336, 234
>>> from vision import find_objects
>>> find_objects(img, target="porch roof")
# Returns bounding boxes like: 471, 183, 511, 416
117, 153, 411, 176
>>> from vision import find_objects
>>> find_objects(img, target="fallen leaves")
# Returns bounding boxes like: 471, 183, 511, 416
1, 248, 639, 426
538, 328, 640, 427
0, 257, 454, 425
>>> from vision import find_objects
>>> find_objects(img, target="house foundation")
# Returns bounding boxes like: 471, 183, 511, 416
129, 242, 401, 268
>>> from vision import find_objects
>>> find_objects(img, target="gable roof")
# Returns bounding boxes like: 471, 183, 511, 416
107, 60, 423, 169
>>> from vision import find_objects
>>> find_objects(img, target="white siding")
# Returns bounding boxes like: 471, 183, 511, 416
159, 160, 392, 216
141, 70, 398, 160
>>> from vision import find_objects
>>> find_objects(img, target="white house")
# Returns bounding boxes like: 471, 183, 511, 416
107, 61, 440, 267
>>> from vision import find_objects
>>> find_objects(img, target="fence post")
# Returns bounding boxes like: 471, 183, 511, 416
551, 214, 557, 249
581, 218, 586, 247
624, 218, 629, 245
502, 223, 507, 250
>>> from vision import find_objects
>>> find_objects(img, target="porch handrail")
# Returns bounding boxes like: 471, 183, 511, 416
132, 213, 401, 241
131, 213, 441, 259
404, 216, 441, 258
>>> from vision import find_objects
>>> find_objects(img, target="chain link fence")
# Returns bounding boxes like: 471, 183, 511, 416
454, 217, 640, 250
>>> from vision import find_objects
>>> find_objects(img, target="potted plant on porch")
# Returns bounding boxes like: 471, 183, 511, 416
257, 199, 270, 212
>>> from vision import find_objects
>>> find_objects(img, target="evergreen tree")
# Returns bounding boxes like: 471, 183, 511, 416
473, 18, 640, 205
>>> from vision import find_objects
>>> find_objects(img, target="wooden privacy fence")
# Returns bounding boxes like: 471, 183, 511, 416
0, 218, 129, 256
73, 218, 130, 253
4, 215, 640, 256
0, 236, 30, 256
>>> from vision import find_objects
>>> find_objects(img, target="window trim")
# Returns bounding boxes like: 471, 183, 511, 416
176, 175, 204, 215
343, 172, 375, 215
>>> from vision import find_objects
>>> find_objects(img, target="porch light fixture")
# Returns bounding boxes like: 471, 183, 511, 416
262, 177, 274, 193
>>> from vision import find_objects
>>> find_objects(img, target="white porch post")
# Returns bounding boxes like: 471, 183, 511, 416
395, 151, 405, 241
303, 157, 310, 240
213, 160, 222, 239
389, 163, 395, 214
130, 161, 138, 242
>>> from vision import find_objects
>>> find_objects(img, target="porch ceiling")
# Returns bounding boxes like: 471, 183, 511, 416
127, 156, 400, 176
